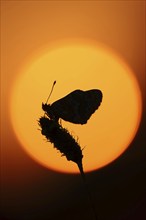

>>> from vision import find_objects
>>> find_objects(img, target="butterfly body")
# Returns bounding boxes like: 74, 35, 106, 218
42, 89, 102, 124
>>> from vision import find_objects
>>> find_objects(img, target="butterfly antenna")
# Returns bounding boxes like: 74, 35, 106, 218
45, 80, 56, 104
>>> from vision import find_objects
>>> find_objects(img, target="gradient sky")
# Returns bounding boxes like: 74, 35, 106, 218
1, 1, 146, 220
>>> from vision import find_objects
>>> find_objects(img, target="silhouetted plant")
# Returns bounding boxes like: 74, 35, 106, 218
38, 116, 85, 178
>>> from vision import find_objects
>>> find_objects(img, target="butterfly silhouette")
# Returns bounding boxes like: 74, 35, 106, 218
42, 82, 103, 125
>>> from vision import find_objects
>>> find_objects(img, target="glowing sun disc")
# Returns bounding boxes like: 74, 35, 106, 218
10, 41, 142, 174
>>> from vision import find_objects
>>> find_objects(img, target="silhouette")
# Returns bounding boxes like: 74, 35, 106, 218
38, 116, 84, 177
38, 116, 98, 220
38, 81, 101, 219
42, 81, 103, 125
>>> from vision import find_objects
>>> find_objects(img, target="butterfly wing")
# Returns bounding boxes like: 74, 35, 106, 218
50, 90, 85, 123
50, 89, 102, 124
81, 89, 103, 122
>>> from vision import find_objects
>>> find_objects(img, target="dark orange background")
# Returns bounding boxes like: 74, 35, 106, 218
1, 1, 145, 220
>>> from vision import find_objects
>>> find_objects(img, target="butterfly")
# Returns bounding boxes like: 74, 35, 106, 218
42, 81, 103, 125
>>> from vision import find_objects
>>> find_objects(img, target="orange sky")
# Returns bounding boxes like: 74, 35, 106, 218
1, 0, 145, 122
1, 1, 145, 220
1, 0, 145, 173
1, 0, 145, 182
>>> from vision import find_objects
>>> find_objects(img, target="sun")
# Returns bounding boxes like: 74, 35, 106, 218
10, 40, 142, 174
